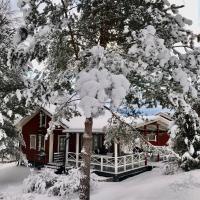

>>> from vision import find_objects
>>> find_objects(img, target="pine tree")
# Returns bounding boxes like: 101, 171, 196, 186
0, 0, 28, 162
10, 0, 200, 199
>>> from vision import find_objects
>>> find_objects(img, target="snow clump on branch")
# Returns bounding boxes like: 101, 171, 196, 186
76, 68, 130, 118
76, 45, 130, 118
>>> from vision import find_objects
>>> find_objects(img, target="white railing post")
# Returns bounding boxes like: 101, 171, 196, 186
101, 156, 103, 172
131, 154, 134, 169
123, 156, 126, 171
138, 153, 141, 167
65, 133, 69, 166
48, 133, 54, 163
76, 133, 80, 167
114, 141, 118, 174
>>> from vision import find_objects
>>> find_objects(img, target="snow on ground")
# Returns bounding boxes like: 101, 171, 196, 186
0, 162, 17, 170
1, 163, 200, 200
88, 166, 200, 200
0, 163, 59, 200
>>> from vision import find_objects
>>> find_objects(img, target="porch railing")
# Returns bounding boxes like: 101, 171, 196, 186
66, 152, 146, 174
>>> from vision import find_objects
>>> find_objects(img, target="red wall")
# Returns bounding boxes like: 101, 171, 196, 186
147, 131, 170, 146
22, 112, 65, 164
141, 122, 170, 146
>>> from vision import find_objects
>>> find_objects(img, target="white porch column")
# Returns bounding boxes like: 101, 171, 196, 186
48, 134, 54, 163
65, 133, 69, 166
114, 141, 118, 174
76, 133, 80, 167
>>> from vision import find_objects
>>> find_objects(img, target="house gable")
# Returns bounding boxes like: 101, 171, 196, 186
17, 107, 68, 130
135, 115, 171, 146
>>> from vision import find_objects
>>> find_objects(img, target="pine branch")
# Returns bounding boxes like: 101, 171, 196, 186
164, 5, 184, 12
61, 0, 79, 60
172, 45, 193, 49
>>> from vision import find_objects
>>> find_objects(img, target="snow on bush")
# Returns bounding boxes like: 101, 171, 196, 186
23, 169, 57, 194
162, 161, 179, 175
23, 168, 100, 199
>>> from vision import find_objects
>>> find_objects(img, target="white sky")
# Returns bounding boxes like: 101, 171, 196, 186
169, 0, 200, 33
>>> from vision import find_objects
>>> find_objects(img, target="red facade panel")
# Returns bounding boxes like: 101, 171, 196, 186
21, 112, 64, 164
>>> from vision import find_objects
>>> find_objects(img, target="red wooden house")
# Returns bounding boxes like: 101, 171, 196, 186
17, 106, 171, 180
16, 106, 110, 166
136, 112, 172, 146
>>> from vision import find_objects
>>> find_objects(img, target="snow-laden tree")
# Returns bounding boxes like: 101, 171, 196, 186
170, 99, 200, 171
78, 0, 200, 172
9, 0, 200, 199
10, 1, 129, 199
75, 46, 130, 198
0, 0, 28, 161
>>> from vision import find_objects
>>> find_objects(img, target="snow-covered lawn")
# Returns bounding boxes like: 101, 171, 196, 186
89, 167, 200, 200
0, 163, 59, 200
1, 163, 200, 200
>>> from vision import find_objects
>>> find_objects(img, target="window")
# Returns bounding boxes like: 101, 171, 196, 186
147, 132, 157, 142
38, 135, 45, 151
30, 135, 36, 149
93, 134, 103, 153
40, 112, 46, 128
58, 136, 66, 152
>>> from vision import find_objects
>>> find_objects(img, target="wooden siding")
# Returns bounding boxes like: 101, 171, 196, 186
21, 111, 64, 164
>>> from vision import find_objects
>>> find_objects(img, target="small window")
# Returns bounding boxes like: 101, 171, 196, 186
147, 133, 157, 142
58, 136, 66, 152
30, 135, 36, 149
93, 134, 103, 153
40, 112, 46, 128
38, 135, 45, 151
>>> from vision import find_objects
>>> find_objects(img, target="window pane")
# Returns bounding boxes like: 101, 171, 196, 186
38, 135, 45, 150
59, 136, 66, 152
30, 135, 36, 149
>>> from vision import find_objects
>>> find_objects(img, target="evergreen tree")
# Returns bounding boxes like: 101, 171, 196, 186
10, 0, 200, 199
0, 0, 28, 161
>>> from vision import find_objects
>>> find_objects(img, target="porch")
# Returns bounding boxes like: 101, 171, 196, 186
49, 150, 150, 180
49, 133, 151, 177
67, 151, 147, 174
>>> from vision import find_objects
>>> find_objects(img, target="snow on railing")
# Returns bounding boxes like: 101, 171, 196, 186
67, 152, 146, 174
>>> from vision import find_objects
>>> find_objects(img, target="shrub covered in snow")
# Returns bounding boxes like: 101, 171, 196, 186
162, 161, 179, 175
23, 168, 100, 199
23, 169, 57, 194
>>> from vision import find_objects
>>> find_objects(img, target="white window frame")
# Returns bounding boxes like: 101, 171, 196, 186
30, 135, 36, 149
38, 134, 45, 151
147, 132, 157, 142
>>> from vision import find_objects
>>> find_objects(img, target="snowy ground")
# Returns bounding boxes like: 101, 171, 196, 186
1, 163, 200, 200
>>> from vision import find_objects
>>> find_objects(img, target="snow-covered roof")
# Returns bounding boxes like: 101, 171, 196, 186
16, 104, 112, 133
43, 104, 112, 132
135, 115, 171, 131
63, 112, 112, 133
16, 105, 172, 133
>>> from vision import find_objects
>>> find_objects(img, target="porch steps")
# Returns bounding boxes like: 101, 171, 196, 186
94, 166, 153, 182
44, 162, 64, 170
53, 152, 65, 163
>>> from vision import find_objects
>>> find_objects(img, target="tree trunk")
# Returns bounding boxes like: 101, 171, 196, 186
79, 117, 93, 200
